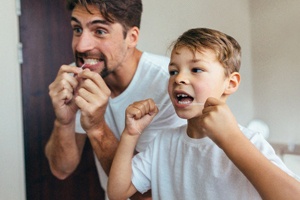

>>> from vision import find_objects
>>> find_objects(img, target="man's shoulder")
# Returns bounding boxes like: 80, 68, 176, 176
141, 52, 170, 66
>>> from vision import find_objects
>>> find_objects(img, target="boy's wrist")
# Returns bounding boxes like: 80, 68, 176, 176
121, 130, 140, 144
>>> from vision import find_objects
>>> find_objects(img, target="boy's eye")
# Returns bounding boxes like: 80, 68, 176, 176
192, 68, 203, 73
169, 70, 178, 76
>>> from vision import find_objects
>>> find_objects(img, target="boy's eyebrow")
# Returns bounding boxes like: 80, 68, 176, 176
71, 16, 110, 26
168, 61, 177, 67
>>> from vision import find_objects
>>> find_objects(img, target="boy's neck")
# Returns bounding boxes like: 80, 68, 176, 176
187, 120, 207, 139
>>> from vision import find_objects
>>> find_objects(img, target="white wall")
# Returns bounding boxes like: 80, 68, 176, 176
0, 1, 26, 200
139, 0, 254, 125
250, 0, 300, 144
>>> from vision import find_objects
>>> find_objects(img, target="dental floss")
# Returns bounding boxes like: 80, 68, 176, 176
80, 63, 86, 69
133, 102, 204, 134
155, 103, 204, 106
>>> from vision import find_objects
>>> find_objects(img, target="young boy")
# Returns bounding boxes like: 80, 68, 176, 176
107, 28, 300, 200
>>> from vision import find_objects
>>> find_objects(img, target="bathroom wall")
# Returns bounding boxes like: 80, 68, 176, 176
0, 1, 26, 200
250, 0, 300, 144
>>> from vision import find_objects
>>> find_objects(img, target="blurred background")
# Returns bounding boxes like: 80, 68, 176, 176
1, 0, 299, 199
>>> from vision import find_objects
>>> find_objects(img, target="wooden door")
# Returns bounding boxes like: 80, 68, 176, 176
19, 0, 104, 199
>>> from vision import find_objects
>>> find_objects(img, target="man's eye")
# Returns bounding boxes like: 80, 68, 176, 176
169, 70, 178, 76
73, 27, 82, 35
95, 29, 107, 36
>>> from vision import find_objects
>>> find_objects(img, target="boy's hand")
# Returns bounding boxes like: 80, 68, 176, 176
125, 99, 159, 136
200, 97, 240, 147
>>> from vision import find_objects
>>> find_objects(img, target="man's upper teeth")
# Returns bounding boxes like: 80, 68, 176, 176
84, 59, 98, 65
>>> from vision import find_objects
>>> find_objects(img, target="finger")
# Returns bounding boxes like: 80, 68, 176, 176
79, 78, 109, 97
79, 70, 109, 92
58, 64, 82, 76
204, 97, 219, 107
132, 99, 158, 119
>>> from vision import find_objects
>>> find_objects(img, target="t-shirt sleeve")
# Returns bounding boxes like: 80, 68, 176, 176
75, 110, 85, 134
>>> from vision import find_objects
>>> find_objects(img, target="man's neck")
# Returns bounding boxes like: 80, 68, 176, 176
105, 49, 143, 98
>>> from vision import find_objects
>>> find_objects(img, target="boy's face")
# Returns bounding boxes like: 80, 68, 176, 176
71, 4, 131, 77
168, 47, 230, 119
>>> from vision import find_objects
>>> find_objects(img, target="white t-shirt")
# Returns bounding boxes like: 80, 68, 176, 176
132, 124, 299, 200
75, 52, 186, 198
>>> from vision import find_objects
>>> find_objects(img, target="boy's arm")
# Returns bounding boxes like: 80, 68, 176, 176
108, 130, 139, 200
107, 99, 158, 200
201, 97, 300, 200
221, 132, 300, 200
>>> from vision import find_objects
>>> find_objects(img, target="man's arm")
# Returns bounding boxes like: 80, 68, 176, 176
46, 65, 86, 179
45, 120, 87, 179
86, 122, 119, 174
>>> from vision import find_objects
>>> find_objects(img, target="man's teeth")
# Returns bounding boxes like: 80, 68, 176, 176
84, 59, 98, 65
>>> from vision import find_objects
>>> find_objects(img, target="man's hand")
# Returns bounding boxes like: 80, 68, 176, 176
74, 69, 111, 134
49, 65, 82, 125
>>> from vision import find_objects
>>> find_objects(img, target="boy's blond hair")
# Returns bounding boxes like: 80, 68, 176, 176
171, 28, 241, 76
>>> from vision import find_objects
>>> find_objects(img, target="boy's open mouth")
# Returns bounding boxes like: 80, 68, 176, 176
176, 93, 194, 104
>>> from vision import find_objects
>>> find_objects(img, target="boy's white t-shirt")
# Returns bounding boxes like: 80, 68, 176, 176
132, 124, 299, 200
75, 52, 186, 198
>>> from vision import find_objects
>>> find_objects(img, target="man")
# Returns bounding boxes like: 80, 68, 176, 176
45, 0, 185, 199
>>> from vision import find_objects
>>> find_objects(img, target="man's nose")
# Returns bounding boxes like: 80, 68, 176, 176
75, 31, 95, 52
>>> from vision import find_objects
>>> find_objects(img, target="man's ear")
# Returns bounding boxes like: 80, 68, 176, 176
126, 26, 139, 48
224, 72, 241, 95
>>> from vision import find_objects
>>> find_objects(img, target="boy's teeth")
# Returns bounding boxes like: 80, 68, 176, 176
178, 101, 191, 104
177, 94, 188, 97
84, 59, 98, 65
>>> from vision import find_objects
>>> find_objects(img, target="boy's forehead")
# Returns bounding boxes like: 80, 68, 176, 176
171, 47, 218, 63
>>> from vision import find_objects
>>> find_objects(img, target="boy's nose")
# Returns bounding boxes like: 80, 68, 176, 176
175, 73, 189, 84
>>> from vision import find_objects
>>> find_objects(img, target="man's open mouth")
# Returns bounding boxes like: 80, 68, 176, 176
83, 58, 99, 67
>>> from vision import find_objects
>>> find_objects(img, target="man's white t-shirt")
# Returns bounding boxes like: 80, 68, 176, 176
75, 52, 186, 198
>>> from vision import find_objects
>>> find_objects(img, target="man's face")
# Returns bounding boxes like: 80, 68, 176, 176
71, 4, 129, 77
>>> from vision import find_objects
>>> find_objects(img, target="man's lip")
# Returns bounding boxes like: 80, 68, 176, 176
82, 62, 102, 71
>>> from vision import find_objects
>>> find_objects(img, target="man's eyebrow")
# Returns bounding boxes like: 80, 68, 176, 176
71, 17, 80, 24
71, 16, 109, 25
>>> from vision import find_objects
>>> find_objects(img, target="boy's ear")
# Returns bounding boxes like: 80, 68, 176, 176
224, 72, 240, 95
126, 26, 139, 48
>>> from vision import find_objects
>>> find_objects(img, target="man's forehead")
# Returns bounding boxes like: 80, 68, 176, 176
72, 4, 102, 17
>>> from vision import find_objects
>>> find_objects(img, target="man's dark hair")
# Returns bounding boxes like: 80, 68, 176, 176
66, 0, 143, 36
